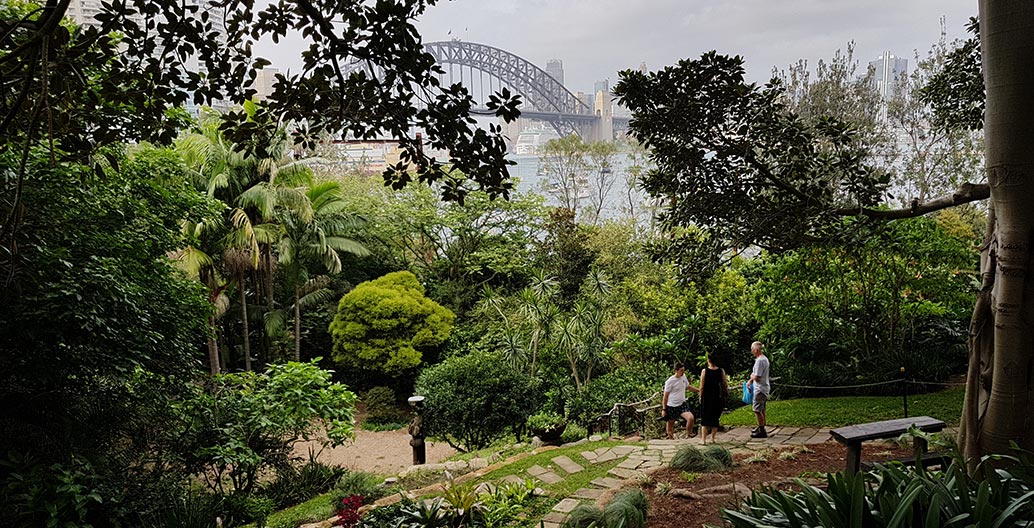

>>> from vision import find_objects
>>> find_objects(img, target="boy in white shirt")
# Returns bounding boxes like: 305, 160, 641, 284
662, 362, 700, 439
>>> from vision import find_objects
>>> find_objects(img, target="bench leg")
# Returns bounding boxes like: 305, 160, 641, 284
913, 437, 928, 460
845, 442, 862, 475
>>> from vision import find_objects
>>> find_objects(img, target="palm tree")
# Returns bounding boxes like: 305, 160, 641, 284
176, 107, 314, 369
264, 181, 369, 361
170, 236, 229, 374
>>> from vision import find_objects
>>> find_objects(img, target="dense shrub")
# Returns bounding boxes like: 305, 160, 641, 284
330, 271, 455, 374
753, 218, 975, 397
415, 352, 541, 451
144, 490, 224, 528
361, 386, 412, 426
262, 460, 346, 510
769, 314, 967, 398
330, 470, 390, 507
567, 361, 669, 426
355, 500, 411, 528
220, 493, 275, 527
173, 361, 356, 496
561, 423, 589, 444
0, 150, 214, 527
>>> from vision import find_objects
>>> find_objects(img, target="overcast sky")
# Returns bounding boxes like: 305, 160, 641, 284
258, 1, 975, 94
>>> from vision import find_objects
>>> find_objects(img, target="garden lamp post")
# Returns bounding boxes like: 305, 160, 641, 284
407, 395, 426, 465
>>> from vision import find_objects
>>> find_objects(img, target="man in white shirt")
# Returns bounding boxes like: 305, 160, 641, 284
662, 362, 700, 439
747, 341, 770, 438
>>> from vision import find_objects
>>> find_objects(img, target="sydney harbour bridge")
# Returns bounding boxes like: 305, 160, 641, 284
423, 40, 628, 141
352, 40, 627, 142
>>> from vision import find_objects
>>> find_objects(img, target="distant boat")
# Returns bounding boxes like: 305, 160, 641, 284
513, 126, 561, 155
601, 167, 612, 174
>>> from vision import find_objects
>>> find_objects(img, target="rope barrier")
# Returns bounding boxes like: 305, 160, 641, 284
725, 379, 964, 391
906, 380, 966, 388
769, 379, 902, 390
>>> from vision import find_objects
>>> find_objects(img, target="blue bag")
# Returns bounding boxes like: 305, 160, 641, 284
742, 381, 753, 404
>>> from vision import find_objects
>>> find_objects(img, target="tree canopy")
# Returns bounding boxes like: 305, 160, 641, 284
2, 0, 522, 290
329, 271, 455, 374
613, 50, 989, 274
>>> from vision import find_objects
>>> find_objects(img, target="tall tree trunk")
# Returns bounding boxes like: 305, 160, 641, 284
240, 279, 251, 372
263, 247, 275, 365
207, 315, 220, 375
293, 286, 301, 362
960, 1, 1034, 462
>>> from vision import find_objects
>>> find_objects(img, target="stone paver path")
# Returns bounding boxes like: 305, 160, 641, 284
536, 426, 833, 527
527, 464, 563, 484
370, 426, 838, 528
551, 455, 584, 474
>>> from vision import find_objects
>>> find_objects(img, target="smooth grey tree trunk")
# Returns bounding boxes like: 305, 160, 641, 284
294, 286, 301, 362
240, 280, 251, 372
207, 315, 220, 375
960, 0, 1034, 462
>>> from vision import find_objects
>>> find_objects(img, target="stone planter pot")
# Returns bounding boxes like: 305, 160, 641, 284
532, 423, 567, 444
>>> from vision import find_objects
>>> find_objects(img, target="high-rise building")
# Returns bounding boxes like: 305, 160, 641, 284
66, 1, 225, 35
575, 91, 594, 112
65, 1, 227, 58
251, 68, 280, 101
594, 79, 610, 95
65, 1, 229, 114
869, 52, 908, 102
66, 0, 108, 24
546, 59, 565, 86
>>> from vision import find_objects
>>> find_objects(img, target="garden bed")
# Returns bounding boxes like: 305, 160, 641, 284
642, 441, 914, 527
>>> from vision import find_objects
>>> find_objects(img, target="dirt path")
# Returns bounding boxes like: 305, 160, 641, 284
295, 427, 457, 476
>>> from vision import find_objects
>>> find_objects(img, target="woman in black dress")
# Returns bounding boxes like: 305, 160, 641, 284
698, 355, 728, 444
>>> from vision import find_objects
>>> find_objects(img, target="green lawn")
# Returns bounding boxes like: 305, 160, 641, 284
722, 386, 965, 428
250, 493, 336, 528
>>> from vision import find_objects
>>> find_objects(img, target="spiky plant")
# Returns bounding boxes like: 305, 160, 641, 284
602, 488, 648, 528
670, 445, 719, 472
702, 445, 734, 469
562, 504, 604, 528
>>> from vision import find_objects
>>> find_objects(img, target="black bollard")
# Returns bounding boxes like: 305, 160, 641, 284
408, 395, 426, 465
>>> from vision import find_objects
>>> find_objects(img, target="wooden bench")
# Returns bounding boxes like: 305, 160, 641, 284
830, 416, 945, 475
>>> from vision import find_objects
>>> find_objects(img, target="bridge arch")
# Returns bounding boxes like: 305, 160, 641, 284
423, 40, 592, 118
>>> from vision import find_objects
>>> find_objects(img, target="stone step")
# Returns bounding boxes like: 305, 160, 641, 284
551, 455, 584, 474
542, 512, 568, 524
591, 476, 624, 489
608, 467, 646, 480
552, 498, 582, 513
572, 488, 605, 500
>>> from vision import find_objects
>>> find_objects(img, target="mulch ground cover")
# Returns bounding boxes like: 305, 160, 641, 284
641, 441, 914, 528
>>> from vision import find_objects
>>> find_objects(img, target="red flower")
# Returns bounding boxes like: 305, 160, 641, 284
333, 494, 364, 527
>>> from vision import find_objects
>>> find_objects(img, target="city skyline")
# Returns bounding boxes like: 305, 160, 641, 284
253, 0, 974, 96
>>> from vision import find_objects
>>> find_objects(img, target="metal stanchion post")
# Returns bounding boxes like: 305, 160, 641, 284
900, 367, 909, 418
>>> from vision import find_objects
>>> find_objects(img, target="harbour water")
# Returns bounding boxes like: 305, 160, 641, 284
507, 153, 652, 223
